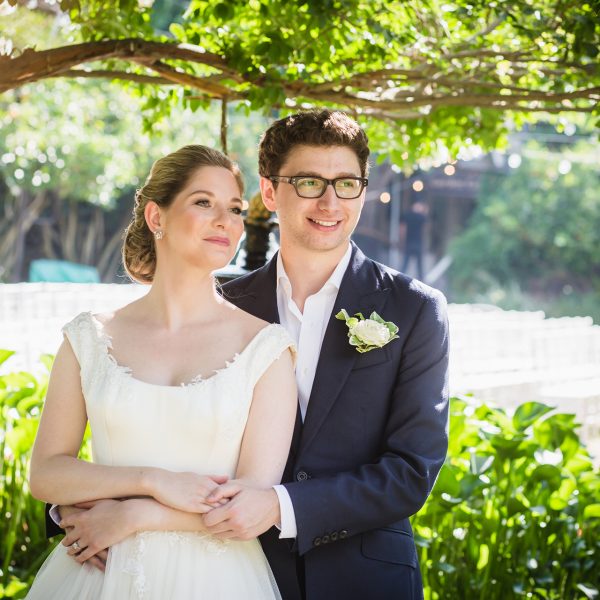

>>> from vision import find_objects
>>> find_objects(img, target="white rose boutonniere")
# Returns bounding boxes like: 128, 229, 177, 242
335, 309, 399, 354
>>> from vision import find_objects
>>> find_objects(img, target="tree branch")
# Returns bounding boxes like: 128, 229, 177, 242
61, 69, 174, 85
0, 38, 231, 93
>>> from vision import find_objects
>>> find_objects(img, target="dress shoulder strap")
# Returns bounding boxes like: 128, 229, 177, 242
246, 324, 296, 389
61, 312, 100, 378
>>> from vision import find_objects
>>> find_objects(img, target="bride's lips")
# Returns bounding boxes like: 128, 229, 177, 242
204, 236, 230, 246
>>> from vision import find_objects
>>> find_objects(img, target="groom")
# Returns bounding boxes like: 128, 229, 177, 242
204, 110, 449, 599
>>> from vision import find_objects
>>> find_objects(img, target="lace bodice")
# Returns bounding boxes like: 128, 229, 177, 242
62, 312, 295, 476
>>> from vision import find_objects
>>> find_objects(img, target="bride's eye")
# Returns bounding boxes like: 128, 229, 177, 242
230, 207, 243, 215
194, 199, 211, 207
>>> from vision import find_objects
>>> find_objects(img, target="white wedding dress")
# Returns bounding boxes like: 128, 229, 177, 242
27, 311, 294, 600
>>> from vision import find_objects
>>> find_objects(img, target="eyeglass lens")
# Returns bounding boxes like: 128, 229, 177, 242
295, 177, 363, 199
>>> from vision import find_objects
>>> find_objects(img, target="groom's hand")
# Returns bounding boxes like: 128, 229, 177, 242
202, 481, 280, 541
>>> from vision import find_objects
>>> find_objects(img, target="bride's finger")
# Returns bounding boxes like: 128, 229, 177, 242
61, 530, 76, 547
206, 481, 241, 503
66, 541, 86, 556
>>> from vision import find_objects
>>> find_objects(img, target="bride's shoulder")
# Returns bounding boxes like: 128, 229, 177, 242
91, 299, 144, 329
221, 303, 283, 341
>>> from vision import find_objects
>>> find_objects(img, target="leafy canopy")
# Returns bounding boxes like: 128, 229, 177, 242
0, 0, 598, 163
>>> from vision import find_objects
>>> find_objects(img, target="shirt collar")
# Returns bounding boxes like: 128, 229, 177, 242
276, 243, 352, 295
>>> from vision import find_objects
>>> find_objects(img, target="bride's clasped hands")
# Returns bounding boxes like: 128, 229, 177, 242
58, 471, 233, 568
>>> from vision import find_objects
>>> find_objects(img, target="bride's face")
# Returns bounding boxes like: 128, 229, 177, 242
157, 166, 244, 272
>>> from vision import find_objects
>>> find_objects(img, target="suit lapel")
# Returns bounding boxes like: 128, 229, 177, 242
299, 244, 391, 453
224, 256, 280, 324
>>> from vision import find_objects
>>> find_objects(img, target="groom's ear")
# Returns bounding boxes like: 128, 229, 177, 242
259, 176, 277, 212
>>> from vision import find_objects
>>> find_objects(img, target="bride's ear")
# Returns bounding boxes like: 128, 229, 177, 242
144, 201, 163, 234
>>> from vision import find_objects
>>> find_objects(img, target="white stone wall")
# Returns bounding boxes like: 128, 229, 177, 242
1, 283, 599, 459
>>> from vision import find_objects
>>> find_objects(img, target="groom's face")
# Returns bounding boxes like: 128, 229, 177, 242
261, 144, 365, 255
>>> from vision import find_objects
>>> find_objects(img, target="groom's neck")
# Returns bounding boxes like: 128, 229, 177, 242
279, 243, 349, 312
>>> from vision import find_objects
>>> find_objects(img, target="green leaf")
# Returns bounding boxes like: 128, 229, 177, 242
583, 504, 600, 519
577, 583, 599, 599
5, 418, 38, 455
529, 464, 562, 491
0, 349, 16, 366
470, 453, 494, 475
476, 543, 489, 570
435, 561, 457, 574
213, 2, 234, 20
513, 402, 554, 432
40, 353, 55, 372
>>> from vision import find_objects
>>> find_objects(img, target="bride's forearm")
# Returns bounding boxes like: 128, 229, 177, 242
29, 455, 159, 505
125, 498, 207, 533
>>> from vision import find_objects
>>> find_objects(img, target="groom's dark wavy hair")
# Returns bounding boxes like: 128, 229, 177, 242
258, 109, 370, 178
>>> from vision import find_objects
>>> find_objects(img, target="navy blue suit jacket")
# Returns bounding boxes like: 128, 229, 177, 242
222, 243, 450, 600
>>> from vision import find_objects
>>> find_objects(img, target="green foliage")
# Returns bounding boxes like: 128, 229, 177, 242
1, 352, 598, 597
415, 397, 600, 599
0, 352, 55, 597
448, 136, 600, 320
2, 0, 598, 165
0, 351, 94, 598
0, 77, 270, 208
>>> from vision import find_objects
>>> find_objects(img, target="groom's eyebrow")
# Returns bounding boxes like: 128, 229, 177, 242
294, 170, 361, 178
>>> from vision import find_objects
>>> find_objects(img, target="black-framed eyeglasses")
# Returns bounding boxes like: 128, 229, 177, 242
268, 175, 368, 199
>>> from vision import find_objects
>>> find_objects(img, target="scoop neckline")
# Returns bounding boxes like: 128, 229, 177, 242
86, 312, 277, 389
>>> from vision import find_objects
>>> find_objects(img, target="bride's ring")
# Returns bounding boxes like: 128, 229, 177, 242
71, 541, 81, 552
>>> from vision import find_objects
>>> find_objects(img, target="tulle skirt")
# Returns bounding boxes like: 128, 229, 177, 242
26, 531, 281, 600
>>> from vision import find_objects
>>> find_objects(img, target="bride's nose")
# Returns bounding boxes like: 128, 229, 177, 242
212, 204, 227, 228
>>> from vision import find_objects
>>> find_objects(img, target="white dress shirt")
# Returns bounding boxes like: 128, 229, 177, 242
273, 244, 352, 538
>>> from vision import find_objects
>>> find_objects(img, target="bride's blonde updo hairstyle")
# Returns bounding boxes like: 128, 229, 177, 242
122, 145, 244, 284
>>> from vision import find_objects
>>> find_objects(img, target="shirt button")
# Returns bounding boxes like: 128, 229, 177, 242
296, 470, 308, 481
302, 368, 308, 375
313, 537, 322, 546
339, 529, 348, 539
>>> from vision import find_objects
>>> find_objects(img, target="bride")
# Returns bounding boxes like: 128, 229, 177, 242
26, 145, 296, 599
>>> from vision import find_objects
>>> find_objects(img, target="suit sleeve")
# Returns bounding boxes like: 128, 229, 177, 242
283, 290, 449, 555
45, 503, 63, 537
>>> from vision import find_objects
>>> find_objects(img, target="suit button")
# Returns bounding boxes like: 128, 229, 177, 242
339, 529, 348, 539
330, 532, 338, 541
321, 535, 330, 544
296, 470, 308, 481
313, 537, 322, 546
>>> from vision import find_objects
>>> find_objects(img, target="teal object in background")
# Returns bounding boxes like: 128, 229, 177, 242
29, 259, 100, 283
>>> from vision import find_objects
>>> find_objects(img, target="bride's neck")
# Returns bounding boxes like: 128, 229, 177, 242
143, 267, 223, 331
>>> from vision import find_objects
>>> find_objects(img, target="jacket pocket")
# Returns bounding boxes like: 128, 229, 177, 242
361, 527, 417, 567
351, 346, 390, 371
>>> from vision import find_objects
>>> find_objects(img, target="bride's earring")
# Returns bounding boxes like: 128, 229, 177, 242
154, 230, 164, 240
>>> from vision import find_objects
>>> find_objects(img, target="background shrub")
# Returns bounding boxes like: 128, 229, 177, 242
1, 353, 598, 598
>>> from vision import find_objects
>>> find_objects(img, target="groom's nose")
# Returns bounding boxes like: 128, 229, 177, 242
316, 185, 340, 211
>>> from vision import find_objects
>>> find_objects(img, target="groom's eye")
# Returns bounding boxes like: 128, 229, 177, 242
297, 178, 321, 188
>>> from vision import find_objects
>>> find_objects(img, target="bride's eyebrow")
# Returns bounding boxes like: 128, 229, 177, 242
186, 189, 214, 198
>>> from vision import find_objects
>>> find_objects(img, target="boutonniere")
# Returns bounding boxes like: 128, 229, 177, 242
335, 310, 399, 354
